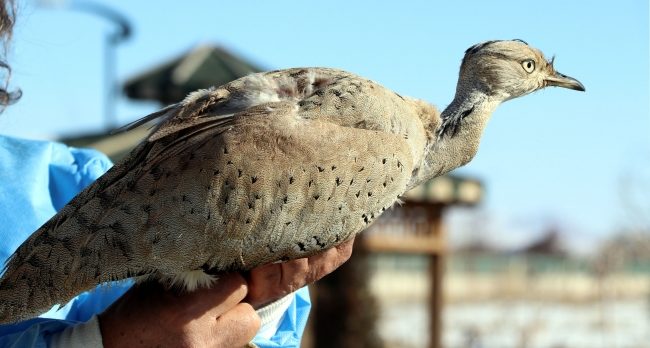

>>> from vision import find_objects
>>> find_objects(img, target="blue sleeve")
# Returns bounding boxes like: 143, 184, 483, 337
252, 287, 312, 348
0, 318, 76, 348
0, 136, 113, 263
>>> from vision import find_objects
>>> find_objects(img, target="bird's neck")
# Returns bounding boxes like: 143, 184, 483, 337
408, 90, 500, 188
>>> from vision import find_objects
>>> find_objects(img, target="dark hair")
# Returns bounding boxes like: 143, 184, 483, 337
0, 0, 20, 111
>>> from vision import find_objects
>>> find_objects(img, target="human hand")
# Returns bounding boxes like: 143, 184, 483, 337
99, 273, 260, 348
245, 238, 355, 308
98, 239, 354, 346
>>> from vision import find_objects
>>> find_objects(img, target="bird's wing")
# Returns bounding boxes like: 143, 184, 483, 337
110, 100, 418, 274
112, 67, 343, 142
110, 89, 235, 142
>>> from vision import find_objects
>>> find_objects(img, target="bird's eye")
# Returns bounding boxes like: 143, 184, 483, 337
522, 59, 535, 73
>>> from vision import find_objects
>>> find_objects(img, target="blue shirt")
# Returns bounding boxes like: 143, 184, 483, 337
0, 135, 309, 347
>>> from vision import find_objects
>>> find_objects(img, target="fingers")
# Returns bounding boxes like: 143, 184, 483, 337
214, 303, 261, 347
305, 238, 355, 282
246, 262, 282, 291
245, 263, 284, 308
185, 273, 248, 318
280, 257, 310, 292
246, 237, 356, 308
336, 238, 355, 260
246, 256, 312, 308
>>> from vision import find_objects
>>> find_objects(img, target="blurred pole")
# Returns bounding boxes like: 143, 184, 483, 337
38, 0, 132, 130
74, 2, 131, 130
310, 236, 383, 348
428, 206, 445, 348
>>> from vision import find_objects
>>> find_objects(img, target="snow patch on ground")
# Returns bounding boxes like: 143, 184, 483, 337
378, 299, 650, 348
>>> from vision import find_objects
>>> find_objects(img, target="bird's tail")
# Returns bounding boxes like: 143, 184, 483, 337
0, 226, 86, 323
0, 150, 150, 324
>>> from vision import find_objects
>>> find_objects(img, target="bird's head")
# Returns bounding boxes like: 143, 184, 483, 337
457, 39, 585, 101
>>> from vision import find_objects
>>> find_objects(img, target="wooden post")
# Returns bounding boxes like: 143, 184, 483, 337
310, 236, 383, 348
428, 205, 445, 348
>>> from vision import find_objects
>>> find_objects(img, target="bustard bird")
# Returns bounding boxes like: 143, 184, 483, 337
0, 39, 584, 323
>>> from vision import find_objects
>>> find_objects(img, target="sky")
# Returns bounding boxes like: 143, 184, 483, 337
1, 0, 648, 253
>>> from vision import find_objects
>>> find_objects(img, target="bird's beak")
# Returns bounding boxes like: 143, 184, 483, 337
545, 71, 585, 91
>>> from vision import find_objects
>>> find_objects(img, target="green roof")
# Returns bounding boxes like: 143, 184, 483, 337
123, 44, 264, 105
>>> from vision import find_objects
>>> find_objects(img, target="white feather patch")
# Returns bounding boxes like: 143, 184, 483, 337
175, 270, 217, 291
